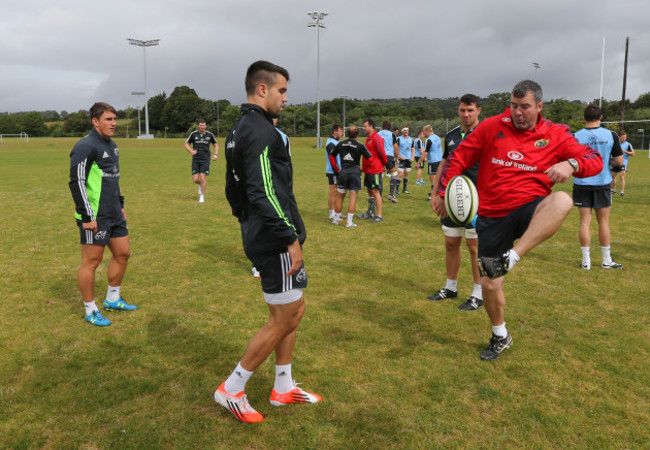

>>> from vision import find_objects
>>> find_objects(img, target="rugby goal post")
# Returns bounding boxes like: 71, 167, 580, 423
602, 119, 650, 158
0, 132, 29, 143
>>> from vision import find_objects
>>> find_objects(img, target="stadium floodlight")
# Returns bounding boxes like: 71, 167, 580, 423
532, 62, 540, 79
308, 12, 327, 148
128, 38, 160, 139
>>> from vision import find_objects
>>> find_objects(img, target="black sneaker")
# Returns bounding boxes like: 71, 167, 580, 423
358, 212, 370, 220
427, 288, 458, 301
478, 253, 510, 279
370, 216, 383, 223
458, 296, 483, 311
480, 333, 513, 361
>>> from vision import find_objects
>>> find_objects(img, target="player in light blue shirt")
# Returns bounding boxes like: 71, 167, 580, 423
572, 104, 624, 270
396, 127, 415, 194
377, 120, 399, 201
611, 129, 635, 197
414, 129, 426, 184
325, 124, 345, 219
424, 125, 443, 199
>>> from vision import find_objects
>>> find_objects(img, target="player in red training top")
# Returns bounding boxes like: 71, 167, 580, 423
360, 118, 387, 222
434, 80, 603, 361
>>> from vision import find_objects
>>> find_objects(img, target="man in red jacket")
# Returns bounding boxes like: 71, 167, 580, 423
361, 118, 388, 223
434, 80, 603, 361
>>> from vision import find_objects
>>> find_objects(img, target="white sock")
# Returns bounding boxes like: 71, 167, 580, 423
106, 285, 120, 301
601, 246, 612, 264
581, 246, 591, 264
493, 322, 508, 338
471, 283, 483, 299
347, 213, 354, 225
273, 364, 294, 394
507, 249, 520, 270
445, 279, 458, 291
84, 300, 98, 316
329, 209, 335, 218
224, 362, 254, 395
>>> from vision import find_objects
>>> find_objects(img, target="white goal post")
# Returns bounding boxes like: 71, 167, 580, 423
0, 132, 29, 143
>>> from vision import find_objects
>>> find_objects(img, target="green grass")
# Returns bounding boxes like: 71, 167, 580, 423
1, 137, 648, 448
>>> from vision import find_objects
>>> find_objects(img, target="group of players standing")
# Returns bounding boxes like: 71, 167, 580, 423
68, 60, 629, 423
322, 83, 629, 363
323, 94, 485, 311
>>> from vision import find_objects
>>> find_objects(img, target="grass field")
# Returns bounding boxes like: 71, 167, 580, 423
1, 136, 648, 448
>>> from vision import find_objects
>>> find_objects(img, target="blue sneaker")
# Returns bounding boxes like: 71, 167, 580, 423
103, 297, 138, 311
85, 310, 112, 326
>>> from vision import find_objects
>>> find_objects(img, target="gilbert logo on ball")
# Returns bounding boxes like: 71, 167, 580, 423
444, 175, 479, 226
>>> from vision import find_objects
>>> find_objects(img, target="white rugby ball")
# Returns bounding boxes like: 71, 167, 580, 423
444, 175, 479, 226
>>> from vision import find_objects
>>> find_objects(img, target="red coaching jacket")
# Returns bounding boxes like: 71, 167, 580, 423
363, 131, 387, 175
438, 108, 603, 218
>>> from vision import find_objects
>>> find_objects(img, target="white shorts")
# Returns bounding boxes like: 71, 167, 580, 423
264, 288, 303, 305
442, 224, 478, 239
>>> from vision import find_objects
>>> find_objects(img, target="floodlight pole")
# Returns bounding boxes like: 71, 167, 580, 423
599, 37, 606, 108
621, 36, 629, 127
341, 95, 348, 130
308, 11, 327, 148
128, 38, 160, 139
131, 91, 144, 137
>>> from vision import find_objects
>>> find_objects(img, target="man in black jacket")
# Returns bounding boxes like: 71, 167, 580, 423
69, 102, 138, 327
215, 61, 321, 423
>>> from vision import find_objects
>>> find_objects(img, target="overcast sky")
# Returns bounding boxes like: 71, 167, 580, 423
2, 0, 649, 113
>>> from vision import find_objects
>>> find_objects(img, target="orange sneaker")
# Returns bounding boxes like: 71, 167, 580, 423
214, 382, 263, 423
269, 382, 322, 407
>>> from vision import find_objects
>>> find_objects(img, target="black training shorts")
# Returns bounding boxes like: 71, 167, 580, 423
77, 216, 128, 245
572, 185, 612, 209
385, 156, 396, 171
249, 250, 308, 296
476, 196, 545, 258
398, 159, 412, 170
192, 158, 211, 175
337, 169, 362, 191
364, 173, 383, 190
326, 173, 339, 186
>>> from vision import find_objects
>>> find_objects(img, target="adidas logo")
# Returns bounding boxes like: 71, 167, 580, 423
495, 131, 506, 139
278, 371, 288, 377
102, 151, 110, 158
448, 139, 455, 146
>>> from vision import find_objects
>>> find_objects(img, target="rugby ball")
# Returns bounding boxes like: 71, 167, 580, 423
444, 175, 479, 226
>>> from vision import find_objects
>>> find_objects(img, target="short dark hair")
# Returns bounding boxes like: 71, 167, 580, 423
347, 126, 359, 139
584, 103, 602, 122
332, 123, 343, 133
512, 80, 543, 104
459, 94, 481, 108
382, 120, 391, 130
364, 118, 375, 128
620, 130, 627, 136
245, 60, 290, 96
90, 102, 116, 120
197, 119, 206, 124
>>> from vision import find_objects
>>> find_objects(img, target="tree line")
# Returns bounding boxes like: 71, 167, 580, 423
2, 88, 650, 147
